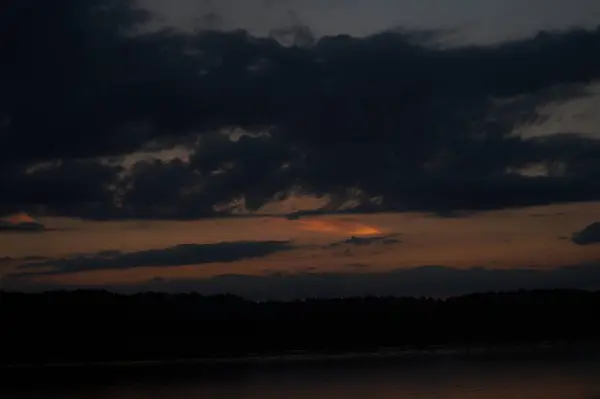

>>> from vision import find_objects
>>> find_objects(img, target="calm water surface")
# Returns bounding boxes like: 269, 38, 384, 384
5, 355, 600, 399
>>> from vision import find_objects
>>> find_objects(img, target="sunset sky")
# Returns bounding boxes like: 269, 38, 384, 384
2, 0, 600, 299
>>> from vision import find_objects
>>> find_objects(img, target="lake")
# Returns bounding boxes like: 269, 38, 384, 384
4, 352, 600, 398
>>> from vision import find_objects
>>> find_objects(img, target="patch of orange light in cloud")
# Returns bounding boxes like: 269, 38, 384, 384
296, 218, 381, 236
3, 212, 38, 225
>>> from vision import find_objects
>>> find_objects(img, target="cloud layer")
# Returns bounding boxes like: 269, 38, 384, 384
16, 240, 293, 275
3, 1, 600, 219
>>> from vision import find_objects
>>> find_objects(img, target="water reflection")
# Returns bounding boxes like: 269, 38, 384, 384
6, 356, 600, 399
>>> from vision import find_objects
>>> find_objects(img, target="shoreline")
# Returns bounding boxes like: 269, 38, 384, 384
3, 341, 599, 372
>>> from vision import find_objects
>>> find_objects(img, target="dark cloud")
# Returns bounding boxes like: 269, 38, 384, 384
572, 222, 600, 245
0, 224, 44, 233
0, 222, 44, 232
380, 175, 600, 214
0, 160, 122, 218
329, 234, 401, 247
4, 0, 600, 219
7, 263, 600, 301
15, 240, 293, 275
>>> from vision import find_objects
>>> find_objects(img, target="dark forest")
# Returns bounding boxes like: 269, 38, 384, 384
2, 289, 599, 368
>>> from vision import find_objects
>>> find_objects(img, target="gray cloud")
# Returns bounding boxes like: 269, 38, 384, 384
16, 240, 293, 276
7, 263, 600, 301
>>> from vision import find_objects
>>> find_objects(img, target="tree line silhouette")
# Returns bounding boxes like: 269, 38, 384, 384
1, 289, 600, 366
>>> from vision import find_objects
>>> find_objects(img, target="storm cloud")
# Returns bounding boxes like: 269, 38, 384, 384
4, 0, 600, 219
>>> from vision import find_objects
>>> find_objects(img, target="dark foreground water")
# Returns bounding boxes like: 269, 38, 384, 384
4, 352, 600, 399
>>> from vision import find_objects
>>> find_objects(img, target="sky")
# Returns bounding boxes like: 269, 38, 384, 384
2, 0, 600, 299
141, 0, 600, 43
